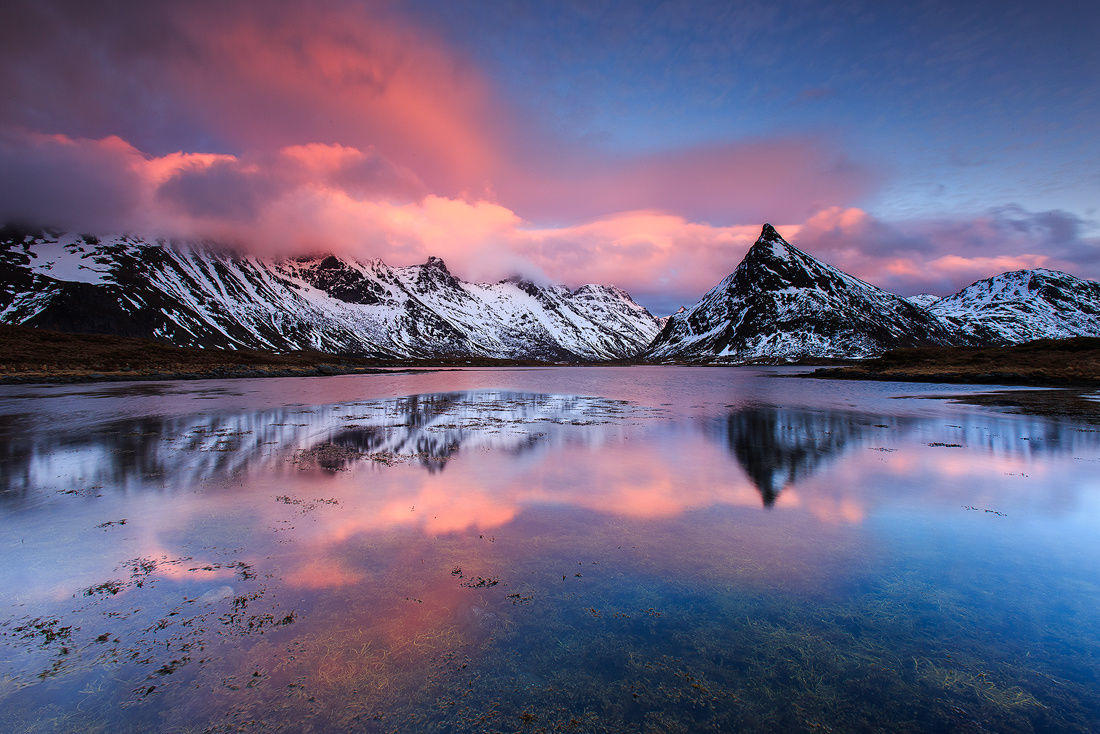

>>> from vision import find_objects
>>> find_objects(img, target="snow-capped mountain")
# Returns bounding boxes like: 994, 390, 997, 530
645, 224, 962, 362
907, 294, 941, 309
0, 228, 659, 360
928, 268, 1100, 344
656, 306, 685, 332
6, 224, 1099, 365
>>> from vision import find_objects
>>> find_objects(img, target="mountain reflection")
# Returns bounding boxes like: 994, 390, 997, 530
0, 391, 635, 499
1, 389, 1098, 516
705, 406, 906, 506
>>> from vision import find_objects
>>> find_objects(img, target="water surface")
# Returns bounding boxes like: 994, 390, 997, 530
1, 367, 1099, 732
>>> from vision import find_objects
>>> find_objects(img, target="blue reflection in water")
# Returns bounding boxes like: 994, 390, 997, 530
0, 369, 1097, 731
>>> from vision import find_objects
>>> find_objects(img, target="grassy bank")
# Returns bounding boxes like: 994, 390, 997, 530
0, 326, 547, 384
5, 325, 1100, 388
808, 337, 1100, 387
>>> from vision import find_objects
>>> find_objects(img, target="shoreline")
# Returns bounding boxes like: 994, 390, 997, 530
801, 369, 1100, 388
0, 325, 554, 386
803, 337, 1100, 389
0, 364, 448, 385
3, 325, 1099, 389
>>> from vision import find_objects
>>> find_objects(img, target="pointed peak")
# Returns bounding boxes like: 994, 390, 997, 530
746, 222, 794, 262
759, 222, 782, 241
422, 255, 449, 273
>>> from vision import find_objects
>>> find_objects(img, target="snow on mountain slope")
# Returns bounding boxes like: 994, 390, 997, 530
645, 224, 963, 362
929, 269, 1100, 344
656, 307, 685, 332
907, 294, 941, 309
0, 229, 659, 360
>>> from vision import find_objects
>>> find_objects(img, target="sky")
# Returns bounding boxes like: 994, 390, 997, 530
0, 0, 1097, 314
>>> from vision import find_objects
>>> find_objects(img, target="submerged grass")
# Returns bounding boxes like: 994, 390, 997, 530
2, 487, 1099, 732
155, 533, 1097, 733
3, 558, 1099, 732
413, 571, 1095, 733
6, 510, 1099, 733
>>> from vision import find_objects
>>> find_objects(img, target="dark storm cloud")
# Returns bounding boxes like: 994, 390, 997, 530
0, 131, 144, 231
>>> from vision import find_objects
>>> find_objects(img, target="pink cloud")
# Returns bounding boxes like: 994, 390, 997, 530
792, 205, 1098, 297
928, 253, 1052, 274
3, 130, 1094, 313
498, 136, 878, 223
0, 131, 145, 232
0, 0, 874, 229
0, 0, 505, 197
1, 3, 1095, 310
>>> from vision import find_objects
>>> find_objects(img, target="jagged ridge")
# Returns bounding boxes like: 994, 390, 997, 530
0, 228, 659, 361
5, 223, 1099, 365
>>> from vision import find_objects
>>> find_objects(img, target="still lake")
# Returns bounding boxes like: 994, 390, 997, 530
1, 367, 1098, 732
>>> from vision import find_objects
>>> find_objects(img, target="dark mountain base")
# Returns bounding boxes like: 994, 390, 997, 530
0, 326, 551, 384
807, 337, 1100, 387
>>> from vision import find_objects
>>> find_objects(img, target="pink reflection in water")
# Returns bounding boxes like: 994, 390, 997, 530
1, 378, 1099, 730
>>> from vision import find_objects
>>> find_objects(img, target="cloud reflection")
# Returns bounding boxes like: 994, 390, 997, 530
2, 387, 1099, 725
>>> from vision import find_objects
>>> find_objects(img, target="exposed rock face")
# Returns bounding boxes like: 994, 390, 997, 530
645, 224, 962, 362
0, 228, 659, 361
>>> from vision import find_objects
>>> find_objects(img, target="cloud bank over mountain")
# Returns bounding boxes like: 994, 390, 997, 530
0, 0, 1096, 313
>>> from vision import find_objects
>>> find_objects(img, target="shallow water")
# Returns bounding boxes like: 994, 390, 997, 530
1, 367, 1099, 732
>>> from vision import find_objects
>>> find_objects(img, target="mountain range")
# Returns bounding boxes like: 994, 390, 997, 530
3, 223, 1099, 363
0, 227, 658, 361
646, 224, 1100, 362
